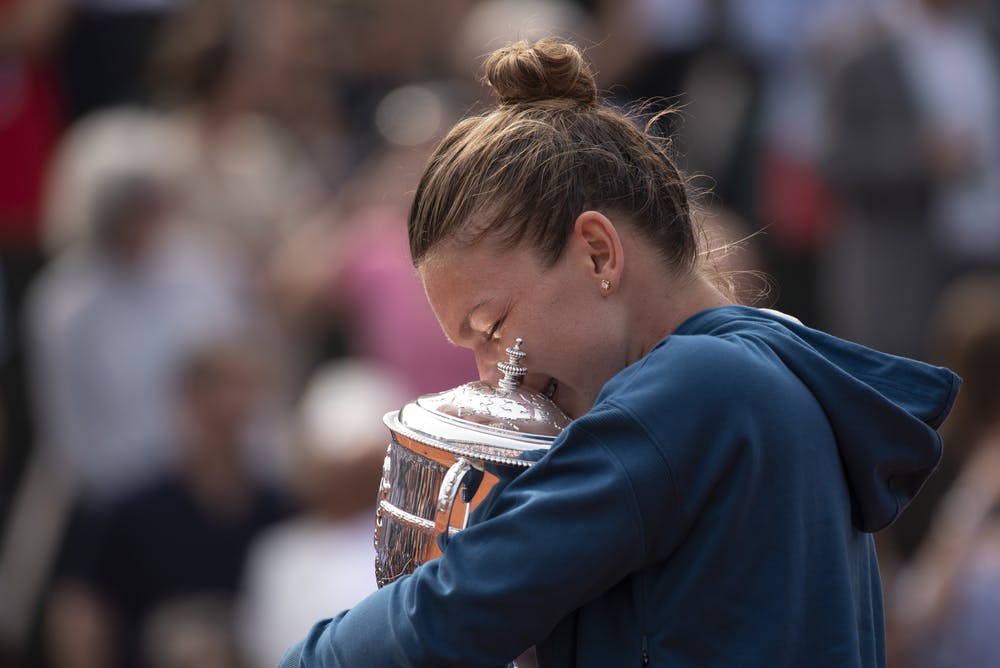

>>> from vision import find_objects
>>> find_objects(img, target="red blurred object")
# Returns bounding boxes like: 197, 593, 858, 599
758, 146, 840, 253
0, 0, 64, 247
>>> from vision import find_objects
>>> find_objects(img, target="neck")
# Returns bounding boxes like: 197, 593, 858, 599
627, 269, 733, 364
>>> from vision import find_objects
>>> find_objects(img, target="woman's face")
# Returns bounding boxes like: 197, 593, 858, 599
418, 236, 629, 419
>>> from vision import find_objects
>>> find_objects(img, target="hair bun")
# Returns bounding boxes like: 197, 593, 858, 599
483, 38, 597, 107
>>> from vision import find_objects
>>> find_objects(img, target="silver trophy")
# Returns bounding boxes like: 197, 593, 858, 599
376, 338, 570, 667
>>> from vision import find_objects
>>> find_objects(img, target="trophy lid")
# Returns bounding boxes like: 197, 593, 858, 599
384, 339, 572, 466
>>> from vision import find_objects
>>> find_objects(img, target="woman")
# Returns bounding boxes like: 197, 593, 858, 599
280, 38, 959, 667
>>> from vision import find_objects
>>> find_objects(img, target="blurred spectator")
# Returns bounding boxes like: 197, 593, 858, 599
818, 0, 1000, 358
43, 336, 294, 668
0, 0, 67, 530
133, 0, 333, 264
44, 0, 343, 284
42, 0, 338, 253
887, 272, 1000, 667
240, 0, 355, 193
0, 172, 252, 663
40, 0, 357, 397
892, 0, 1000, 272
27, 172, 248, 504
237, 358, 409, 668
39, 105, 172, 255
325, 200, 478, 396
725, 0, 852, 328
146, 0, 356, 390
254, 77, 483, 394
816, 2, 937, 359
318, 81, 480, 395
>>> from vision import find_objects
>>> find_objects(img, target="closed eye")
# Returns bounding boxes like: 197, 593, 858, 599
486, 316, 505, 341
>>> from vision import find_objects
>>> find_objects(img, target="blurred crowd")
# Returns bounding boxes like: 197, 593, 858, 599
0, 0, 997, 667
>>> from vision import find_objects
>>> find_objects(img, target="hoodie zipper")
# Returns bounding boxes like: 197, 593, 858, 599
635, 565, 650, 666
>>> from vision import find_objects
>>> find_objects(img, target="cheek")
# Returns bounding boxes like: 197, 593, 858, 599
529, 298, 604, 370
549, 298, 625, 383
541, 282, 607, 341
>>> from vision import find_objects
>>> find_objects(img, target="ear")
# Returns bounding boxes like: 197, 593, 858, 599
570, 210, 624, 294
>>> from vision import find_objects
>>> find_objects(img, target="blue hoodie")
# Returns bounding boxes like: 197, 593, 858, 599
279, 306, 959, 668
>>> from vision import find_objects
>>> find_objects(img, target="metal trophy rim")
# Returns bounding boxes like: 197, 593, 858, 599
382, 407, 557, 468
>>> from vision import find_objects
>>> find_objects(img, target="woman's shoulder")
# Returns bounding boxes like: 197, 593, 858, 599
602, 326, 777, 408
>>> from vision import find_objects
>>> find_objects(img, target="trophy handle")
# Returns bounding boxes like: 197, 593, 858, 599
435, 457, 472, 548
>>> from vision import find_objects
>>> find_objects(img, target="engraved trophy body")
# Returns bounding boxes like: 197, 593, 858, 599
376, 339, 570, 667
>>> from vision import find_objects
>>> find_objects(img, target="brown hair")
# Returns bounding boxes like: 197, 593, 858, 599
408, 38, 696, 273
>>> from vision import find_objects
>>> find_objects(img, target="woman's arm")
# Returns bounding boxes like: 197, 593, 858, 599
278, 409, 673, 667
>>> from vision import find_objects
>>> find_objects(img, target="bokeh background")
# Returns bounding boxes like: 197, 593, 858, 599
0, 1, 999, 667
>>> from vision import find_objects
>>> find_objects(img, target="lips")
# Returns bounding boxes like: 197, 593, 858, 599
544, 377, 558, 399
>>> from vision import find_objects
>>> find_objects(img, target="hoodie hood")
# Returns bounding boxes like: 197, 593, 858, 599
675, 306, 961, 533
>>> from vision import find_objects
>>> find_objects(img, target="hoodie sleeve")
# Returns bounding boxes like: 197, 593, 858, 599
277, 407, 670, 668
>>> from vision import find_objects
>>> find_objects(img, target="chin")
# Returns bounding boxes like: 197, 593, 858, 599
535, 377, 590, 420
553, 390, 588, 420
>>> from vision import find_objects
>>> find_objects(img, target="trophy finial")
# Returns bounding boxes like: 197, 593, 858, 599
497, 338, 527, 392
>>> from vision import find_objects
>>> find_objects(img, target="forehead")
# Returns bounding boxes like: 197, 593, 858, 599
418, 242, 507, 311
418, 242, 540, 338
420, 240, 511, 283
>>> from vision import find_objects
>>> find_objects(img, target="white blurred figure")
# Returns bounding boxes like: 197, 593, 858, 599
890, 0, 1000, 266
42, 335, 292, 668
27, 172, 248, 504
236, 359, 409, 668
